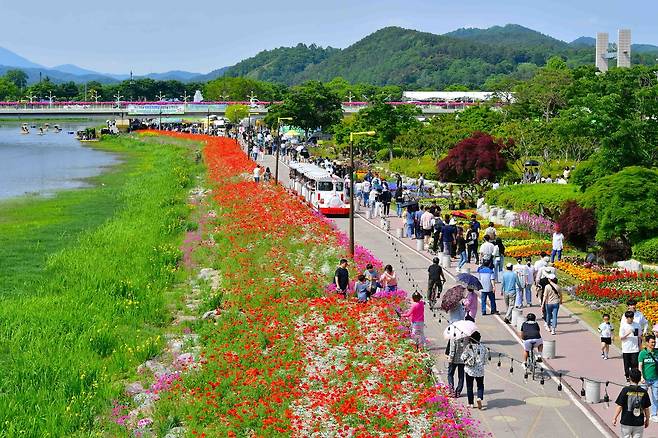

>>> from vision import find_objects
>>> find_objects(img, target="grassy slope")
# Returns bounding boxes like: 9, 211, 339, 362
0, 134, 201, 436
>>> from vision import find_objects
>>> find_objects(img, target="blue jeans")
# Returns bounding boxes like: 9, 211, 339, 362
481, 291, 496, 314
447, 363, 465, 394
551, 249, 562, 262
406, 223, 414, 238
396, 203, 403, 217
363, 192, 370, 205
515, 284, 532, 306
644, 379, 658, 417
545, 303, 559, 329
494, 256, 504, 274
458, 251, 468, 268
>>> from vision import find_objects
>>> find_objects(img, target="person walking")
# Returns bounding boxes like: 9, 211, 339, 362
394, 186, 404, 217
620, 300, 650, 336
493, 238, 505, 278
466, 224, 479, 265
638, 334, 658, 423
431, 215, 445, 254
599, 313, 614, 360
417, 173, 425, 195
513, 257, 530, 307
253, 165, 261, 183
380, 187, 392, 217
461, 331, 487, 410
441, 214, 457, 257
403, 292, 426, 350
502, 263, 522, 324
621, 311, 643, 382
420, 206, 435, 247
484, 222, 497, 241
427, 257, 446, 302
542, 273, 562, 335
447, 336, 466, 398
477, 263, 498, 316
405, 208, 415, 239
613, 368, 651, 437
463, 287, 478, 321
479, 235, 495, 266
334, 259, 350, 298
457, 231, 468, 271
551, 227, 565, 262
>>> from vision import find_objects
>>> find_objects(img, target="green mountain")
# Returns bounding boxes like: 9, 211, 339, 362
208, 25, 658, 89
445, 24, 568, 50
220, 43, 338, 84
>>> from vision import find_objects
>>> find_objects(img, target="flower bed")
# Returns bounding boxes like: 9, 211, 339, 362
553, 261, 604, 282
137, 133, 482, 437
637, 300, 658, 326
516, 211, 556, 236
574, 271, 658, 303
506, 242, 553, 258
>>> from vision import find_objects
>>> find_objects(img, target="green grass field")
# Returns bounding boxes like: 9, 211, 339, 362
0, 133, 202, 436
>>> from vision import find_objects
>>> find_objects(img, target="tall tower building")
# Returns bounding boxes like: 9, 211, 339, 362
618, 29, 631, 68
596, 32, 609, 72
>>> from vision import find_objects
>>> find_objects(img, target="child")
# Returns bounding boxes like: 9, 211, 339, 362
461, 331, 488, 410
354, 274, 368, 303
598, 313, 614, 360
403, 292, 425, 350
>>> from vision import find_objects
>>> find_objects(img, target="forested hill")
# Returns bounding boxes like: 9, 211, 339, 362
215, 25, 658, 89
220, 43, 338, 83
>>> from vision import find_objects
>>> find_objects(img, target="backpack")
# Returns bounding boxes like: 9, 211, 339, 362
433, 219, 444, 232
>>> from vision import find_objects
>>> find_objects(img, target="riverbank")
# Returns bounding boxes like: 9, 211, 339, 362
0, 133, 202, 435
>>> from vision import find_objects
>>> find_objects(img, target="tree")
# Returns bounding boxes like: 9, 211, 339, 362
5, 69, 28, 89
347, 97, 420, 160
225, 104, 249, 125
511, 59, 573, 122
437, 132, 510, 183
0, 77, 19, 100
265, 81, 342, 137
581, 167, 658, 244
557, 200, 597, 250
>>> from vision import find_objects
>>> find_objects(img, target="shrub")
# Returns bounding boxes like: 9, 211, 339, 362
634, 237, 658, 263
375, 147, 403, 161
389, 156, 438, 179
484, 184, 582, 217
557, 200, 597, 250
581, 167, 658, 243
437, 132, 510, 183
599, 238, 633, 263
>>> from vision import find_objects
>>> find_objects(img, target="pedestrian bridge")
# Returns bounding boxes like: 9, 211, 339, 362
0, 101, 479, 118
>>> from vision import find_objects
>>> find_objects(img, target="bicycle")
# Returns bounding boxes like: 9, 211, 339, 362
427, 280, 442, 311
524, 341, 543, 381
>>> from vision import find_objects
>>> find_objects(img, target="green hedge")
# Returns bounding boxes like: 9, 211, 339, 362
389, 156, 438, 179
633, 237, 658, 263
484, 184, 582, 216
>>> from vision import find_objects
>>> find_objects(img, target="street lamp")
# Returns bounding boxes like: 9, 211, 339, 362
275, 117, 293, 185
348, 131, 376, 257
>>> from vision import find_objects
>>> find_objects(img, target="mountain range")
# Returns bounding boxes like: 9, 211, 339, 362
2, 24, 658, 87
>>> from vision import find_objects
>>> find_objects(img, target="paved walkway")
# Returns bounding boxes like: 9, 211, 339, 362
259, 152, 640, 437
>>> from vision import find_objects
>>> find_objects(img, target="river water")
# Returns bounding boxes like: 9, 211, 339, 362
0, 122, 119, 200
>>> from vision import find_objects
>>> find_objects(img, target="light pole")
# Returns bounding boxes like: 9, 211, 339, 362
348, 131, 376, 257
275, 117, 293, 185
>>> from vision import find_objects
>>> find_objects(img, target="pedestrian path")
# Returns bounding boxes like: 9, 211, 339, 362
360, 210, 658, 438
262, 152, 618, 437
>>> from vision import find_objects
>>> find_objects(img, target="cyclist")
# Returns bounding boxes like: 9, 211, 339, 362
427, 257, 446, 307
520, 313, 543, 367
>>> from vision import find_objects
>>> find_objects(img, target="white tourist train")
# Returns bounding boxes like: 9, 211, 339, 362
287, 161, 350, 216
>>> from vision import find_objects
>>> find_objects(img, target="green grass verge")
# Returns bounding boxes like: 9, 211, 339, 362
0, 133, 202, 436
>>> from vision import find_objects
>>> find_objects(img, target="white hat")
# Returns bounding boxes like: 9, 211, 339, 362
544, 267, 557, 280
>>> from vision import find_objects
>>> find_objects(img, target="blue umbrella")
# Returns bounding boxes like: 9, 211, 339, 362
456, 273, 483, 290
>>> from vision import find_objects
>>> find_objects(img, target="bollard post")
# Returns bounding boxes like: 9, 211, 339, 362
543, 339, 556, 359
584, 379, 601, 403
441, 254, 451, 269
365, 211, 371, 220
396, 228, 403, 239
416, 239, 424, 252
511, 308, 523, 327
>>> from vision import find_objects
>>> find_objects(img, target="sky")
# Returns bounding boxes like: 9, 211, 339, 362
1, 0, 657, 74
